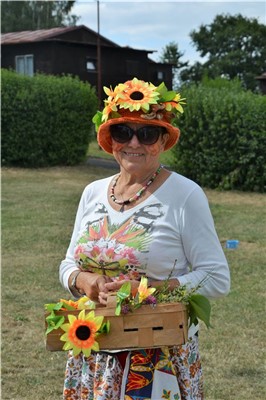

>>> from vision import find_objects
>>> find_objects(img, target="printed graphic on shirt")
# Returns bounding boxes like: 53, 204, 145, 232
74, 202, 164, 279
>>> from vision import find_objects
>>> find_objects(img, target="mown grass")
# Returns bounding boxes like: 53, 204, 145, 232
1, 165, 265, 400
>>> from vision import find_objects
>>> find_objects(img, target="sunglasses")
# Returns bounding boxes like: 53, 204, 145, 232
110, 124, 165, 145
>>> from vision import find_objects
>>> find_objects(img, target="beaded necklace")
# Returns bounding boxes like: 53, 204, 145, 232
110, 165, 163, 212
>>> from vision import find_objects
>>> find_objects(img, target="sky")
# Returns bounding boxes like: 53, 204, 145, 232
72, 1, 266, 65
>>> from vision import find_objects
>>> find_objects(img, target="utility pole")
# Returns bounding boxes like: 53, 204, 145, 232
97, 0, 102, 108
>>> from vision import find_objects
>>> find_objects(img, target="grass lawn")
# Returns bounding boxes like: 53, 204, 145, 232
1, 165, 265, 400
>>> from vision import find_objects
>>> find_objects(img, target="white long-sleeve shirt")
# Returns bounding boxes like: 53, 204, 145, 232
59, 172, 230, 299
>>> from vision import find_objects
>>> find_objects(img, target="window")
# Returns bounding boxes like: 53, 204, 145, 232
15, 55, 34, 76
157, 71, 164, 80
86, 58, 97, 72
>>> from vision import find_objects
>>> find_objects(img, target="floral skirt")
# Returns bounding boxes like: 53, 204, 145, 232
63, 335, 203, 400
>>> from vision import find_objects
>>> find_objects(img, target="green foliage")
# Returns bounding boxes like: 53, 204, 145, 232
159, 41, 188, 88
1, 69, 98, 167
175, 79, 266, 192
188, 294, 211, 328
181, 14, 266, 92
1, 0, 79, 33
159, 41, 188, 68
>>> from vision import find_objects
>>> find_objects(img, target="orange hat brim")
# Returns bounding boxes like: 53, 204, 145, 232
97, 110, 180, 154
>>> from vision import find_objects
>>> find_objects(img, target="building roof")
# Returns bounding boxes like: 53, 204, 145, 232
256, 72, 266, 80
1, 26, 74, 44
1, 25, 119, 47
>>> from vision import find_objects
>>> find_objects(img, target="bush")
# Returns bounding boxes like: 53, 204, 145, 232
1, 69, 98, 167
174, 79, 266, 192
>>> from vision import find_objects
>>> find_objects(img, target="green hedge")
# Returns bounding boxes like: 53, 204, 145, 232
174, 80, 266, 192
1, 69, 98, 167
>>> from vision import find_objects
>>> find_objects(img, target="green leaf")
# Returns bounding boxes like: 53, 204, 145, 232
45, 301, 77, 312
188, 294, 211, 328
161, 91, 176, 101
98, 320, 111, 334
92, 111, 102, 131
115, 281, 131, 315
45, 314, 65, 334
115, 302, 121, 316
188, 306, 199, 327
109, 111, 122, 120
45, 302, 64, 312
60, 301, 77, 311
117, 281, 131, 300
157, 82, 168, 96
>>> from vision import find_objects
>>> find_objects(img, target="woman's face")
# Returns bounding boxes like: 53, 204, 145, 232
111, 123, 169, 173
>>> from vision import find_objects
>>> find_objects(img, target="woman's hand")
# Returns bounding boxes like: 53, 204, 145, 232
75, 271, 112, 301
98, 279, 140, 305
97, 278, 181, 304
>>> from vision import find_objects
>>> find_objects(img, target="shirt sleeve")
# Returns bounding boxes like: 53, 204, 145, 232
59, 187, 88, 294
177, 186, 230, 299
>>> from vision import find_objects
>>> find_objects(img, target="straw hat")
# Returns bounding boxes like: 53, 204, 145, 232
92, 77, 185, 154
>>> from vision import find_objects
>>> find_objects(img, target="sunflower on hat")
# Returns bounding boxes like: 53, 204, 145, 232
100, 77, 160, 123
93, 78, 185, 132
116, 77, 160, 112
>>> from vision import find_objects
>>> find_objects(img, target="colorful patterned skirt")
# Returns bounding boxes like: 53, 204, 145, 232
63, 335, 203, 400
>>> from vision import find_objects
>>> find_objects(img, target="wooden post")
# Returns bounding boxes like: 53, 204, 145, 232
97, 0, 102, 108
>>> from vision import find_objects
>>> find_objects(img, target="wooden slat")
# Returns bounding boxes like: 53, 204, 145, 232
45, 302, 188, 351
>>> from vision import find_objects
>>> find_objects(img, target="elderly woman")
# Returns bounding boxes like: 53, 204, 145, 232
59, 77, 230, 399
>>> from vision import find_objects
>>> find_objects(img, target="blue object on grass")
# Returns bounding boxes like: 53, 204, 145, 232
225, 240, 239, 249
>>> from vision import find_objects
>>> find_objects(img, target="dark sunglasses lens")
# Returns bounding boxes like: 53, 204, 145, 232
110, 124, 163, 145
110, 125, 133, 143
137, 126, 161, 144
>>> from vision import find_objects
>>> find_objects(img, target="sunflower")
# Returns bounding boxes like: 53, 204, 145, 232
116, 77, 160, 112
60, 309, 104, 356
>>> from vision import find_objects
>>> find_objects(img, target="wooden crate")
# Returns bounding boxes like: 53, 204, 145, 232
46, 295, 188, 351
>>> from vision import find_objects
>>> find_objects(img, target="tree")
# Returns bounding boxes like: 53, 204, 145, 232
1, 0, 79, 33
180, 14, 266, 91
159, 41, 188, 89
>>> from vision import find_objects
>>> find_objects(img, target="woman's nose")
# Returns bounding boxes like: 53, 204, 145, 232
128, 132, 141, 147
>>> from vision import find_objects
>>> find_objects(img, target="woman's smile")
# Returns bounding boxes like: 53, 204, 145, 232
122, 151, 144, 157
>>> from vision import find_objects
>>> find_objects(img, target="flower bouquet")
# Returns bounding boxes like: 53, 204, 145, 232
45, 276, 211, 353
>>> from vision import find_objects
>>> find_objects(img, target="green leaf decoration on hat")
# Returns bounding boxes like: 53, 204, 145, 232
156, 82, 168, 96
161, 91, 177, 102
92, 78, 185, 130
92, 111, 102, 132
157, 82, 176, 101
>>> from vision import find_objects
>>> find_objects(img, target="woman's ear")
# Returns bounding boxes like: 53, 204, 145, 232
161, 133, 170, 149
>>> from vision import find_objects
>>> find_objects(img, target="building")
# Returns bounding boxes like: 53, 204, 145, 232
256, 72, 266, 95
1, 25, 173, 101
